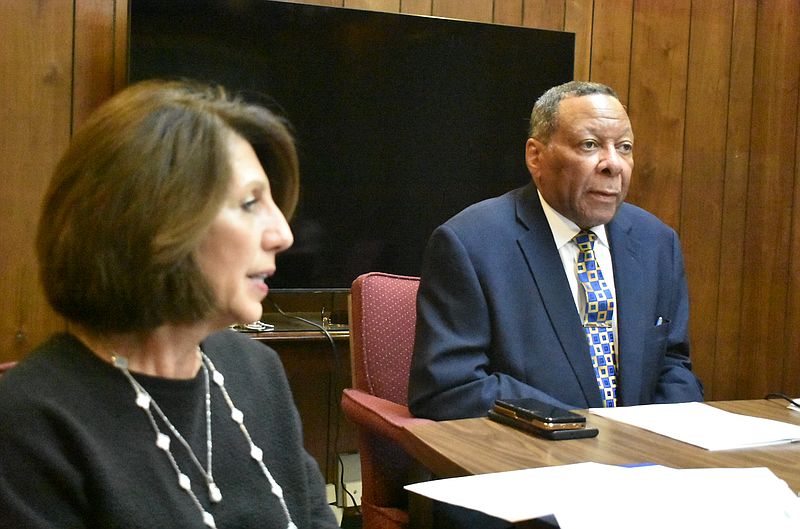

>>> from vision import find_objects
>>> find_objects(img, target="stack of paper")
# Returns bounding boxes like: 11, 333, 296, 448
590, 402, 800, 450
406, 462, 800, 528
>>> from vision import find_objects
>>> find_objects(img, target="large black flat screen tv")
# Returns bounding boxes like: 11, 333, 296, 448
129, 0, 574, 290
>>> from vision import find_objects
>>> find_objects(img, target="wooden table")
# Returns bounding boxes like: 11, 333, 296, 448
403, 399, 800, 526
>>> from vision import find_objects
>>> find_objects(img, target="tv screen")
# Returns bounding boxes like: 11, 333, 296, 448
129, 0, 574, 290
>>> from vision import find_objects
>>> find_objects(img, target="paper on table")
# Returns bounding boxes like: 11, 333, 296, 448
405, 463, 800, 528
590, 401, 800, 450
555, 465, 800, 529
406, 462, 607, 522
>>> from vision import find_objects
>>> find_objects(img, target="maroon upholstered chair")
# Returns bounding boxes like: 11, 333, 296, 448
341, 272, 432, 529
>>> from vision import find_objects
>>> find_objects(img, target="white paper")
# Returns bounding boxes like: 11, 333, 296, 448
557, 465, 800, 529
590, 402, 800, 450
405, 463, 800, 528
406, 462, 608, 522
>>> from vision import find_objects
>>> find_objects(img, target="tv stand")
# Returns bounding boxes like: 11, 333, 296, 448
261, 288, 349, 332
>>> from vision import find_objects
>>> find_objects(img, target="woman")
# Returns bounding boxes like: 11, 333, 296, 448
0, 80, 339, 529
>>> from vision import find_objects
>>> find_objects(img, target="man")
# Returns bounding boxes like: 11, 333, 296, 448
408, 81, 704, 420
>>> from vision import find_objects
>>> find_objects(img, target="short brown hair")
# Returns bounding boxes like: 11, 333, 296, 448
36, 79, 299, 334
528, 81, 620, 143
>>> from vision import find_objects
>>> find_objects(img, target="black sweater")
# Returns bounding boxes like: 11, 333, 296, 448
0, 330, 339, 529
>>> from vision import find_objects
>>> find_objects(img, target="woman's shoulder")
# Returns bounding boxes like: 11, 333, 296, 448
0, 333, 116, 441
200, 329, 297, 415
200, 328, 284, 379
0, 333, 96, 395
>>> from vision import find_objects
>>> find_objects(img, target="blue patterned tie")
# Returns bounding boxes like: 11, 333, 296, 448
574, 230, 617, 407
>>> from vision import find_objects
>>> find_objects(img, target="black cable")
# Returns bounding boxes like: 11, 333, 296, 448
765, 393, 800, 409
337, 451, 359, 512
264, 296, 362, 518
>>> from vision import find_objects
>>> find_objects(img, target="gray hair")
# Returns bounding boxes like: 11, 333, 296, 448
528, 81, 620, 143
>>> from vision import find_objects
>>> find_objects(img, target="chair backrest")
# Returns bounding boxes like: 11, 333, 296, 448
349, 272, 420, 406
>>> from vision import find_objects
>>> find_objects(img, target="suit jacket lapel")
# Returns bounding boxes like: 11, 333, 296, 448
607, 209, 646, 405
515, 185, 605, 408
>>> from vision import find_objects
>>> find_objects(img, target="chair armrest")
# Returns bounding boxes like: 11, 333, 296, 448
0, 361, 17, 376
341, 388, 432, 446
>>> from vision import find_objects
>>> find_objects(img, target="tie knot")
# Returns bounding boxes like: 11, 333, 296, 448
574, 230, 597, 252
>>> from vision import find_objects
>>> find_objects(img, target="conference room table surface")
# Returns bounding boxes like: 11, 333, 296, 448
403, 399, 800, 525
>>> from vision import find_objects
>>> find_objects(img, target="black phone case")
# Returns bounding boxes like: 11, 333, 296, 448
487, 409, 599, 440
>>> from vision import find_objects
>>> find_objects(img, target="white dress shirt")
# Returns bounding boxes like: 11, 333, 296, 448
537, 190, 619, 341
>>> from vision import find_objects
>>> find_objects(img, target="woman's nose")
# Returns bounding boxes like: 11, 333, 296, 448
263, 208, 294, 253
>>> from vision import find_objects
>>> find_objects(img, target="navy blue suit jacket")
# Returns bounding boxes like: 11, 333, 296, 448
408, 183, 704, 420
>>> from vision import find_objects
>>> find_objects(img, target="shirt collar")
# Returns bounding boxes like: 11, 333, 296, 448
537, 189, 610, 249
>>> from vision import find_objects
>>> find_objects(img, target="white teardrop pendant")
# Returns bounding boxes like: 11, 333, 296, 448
209, 482, 222, 503
202, 511, 217, 528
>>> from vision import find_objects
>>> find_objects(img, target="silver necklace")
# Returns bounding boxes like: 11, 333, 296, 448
111, 349, 296, 529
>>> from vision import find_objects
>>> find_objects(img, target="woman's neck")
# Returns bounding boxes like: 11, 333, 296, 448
71, 323, 212, 379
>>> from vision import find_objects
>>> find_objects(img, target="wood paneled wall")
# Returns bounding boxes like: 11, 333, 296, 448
0, 0, 128, 362
2, 0, 799, 401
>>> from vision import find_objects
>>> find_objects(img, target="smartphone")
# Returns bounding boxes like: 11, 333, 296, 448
494, 398, 587, 430
489, 398, 599, 440
488, 409, 599, 440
